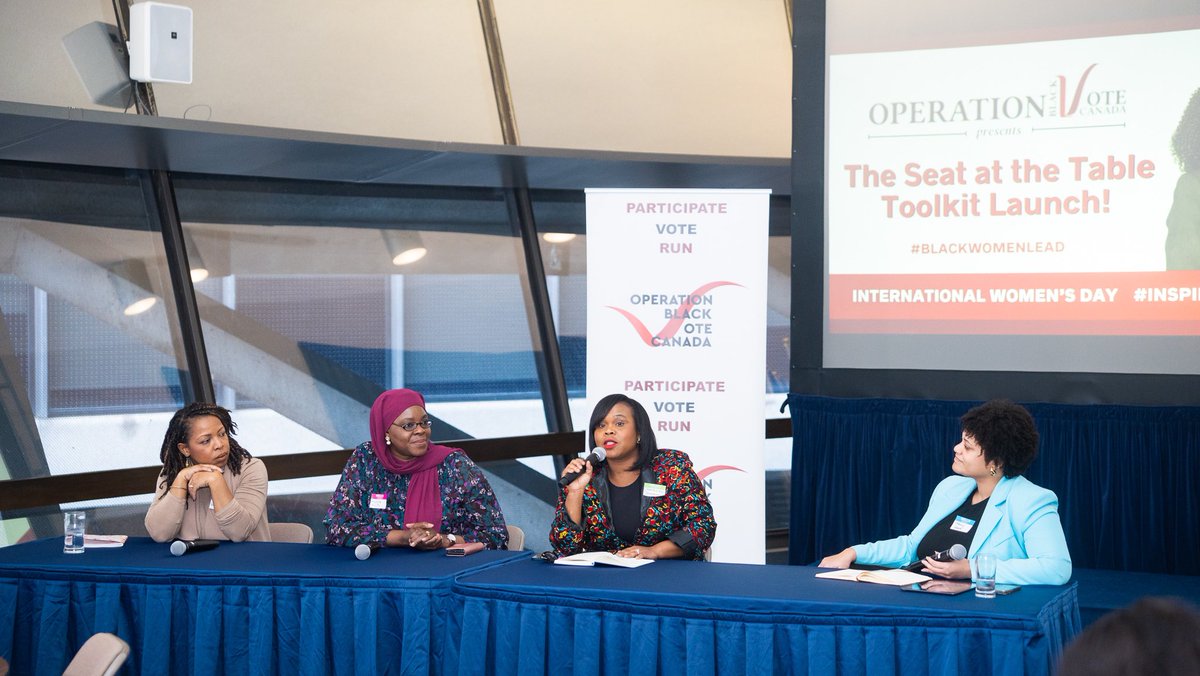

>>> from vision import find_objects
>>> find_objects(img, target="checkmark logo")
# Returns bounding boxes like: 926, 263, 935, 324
1056, 63, 1098, 117
607, 281, 741, 346
696, 465, 745, 481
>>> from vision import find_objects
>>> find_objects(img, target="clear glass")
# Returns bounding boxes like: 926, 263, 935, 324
975, 553, 998, 597
0, 162, 190, 547
173, 176, 549, 467
62, 510, 86, 553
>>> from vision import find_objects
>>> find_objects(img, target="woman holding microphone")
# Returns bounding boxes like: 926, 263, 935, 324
818, 399, 1071, 586
550, 393, 716, 561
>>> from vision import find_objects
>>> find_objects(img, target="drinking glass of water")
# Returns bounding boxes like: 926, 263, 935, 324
975, 553, 997, 597
63, 510, 86, 554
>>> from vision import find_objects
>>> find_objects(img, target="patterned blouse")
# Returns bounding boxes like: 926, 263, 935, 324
549, 449, 717, 560
324, 441, 509, 549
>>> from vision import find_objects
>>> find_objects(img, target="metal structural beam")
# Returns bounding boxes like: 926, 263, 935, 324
0, 103, 790, 195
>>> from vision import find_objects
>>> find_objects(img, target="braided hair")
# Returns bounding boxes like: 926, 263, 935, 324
157, 402, 252, 492
1173, 87, 1200, 173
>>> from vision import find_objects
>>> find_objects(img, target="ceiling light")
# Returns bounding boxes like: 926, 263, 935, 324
383, 230, 428, 266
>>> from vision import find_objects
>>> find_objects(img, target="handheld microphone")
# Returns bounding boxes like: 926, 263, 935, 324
355, 542, 382, 560
169, 539, 220, 556
559, 447, 607, 486
903, 543, 967, 571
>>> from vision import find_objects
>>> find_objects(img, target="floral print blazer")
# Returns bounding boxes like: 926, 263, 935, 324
549, 449, 716, 560
324, 442, 509, 549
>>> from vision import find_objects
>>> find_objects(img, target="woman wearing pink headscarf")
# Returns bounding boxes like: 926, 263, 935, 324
323, 389, 509, 550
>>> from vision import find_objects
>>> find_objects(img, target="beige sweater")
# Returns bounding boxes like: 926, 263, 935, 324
144, 457, 271, 542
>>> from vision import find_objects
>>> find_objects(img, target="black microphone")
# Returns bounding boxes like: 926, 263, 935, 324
559, 447, 607, 486
355, 542, 382, 560
903, 543, 967, 571
169, 539, 220, 556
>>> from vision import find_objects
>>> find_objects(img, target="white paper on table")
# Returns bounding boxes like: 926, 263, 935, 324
554, 551, 654, 568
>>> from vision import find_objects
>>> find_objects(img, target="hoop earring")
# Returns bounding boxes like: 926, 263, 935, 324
989, 466, 997, 477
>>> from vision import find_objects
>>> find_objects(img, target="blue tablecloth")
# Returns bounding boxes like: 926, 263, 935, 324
0, 537, 525, 675
1072, 568, 1200, 627
450, 559, 1081, 676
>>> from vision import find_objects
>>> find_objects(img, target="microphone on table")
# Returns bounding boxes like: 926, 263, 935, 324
559, 447, 607, 486
169, 539, 220, 556
355, 542, 382, 560
903, 544, 967, 572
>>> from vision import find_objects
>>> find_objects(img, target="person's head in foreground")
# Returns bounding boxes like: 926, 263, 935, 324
1058, 596, 1200, 676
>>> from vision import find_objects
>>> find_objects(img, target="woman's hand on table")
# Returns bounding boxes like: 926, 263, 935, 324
818, 548, 856, 569
616, 544, 660, 560
404, 522, 444, 550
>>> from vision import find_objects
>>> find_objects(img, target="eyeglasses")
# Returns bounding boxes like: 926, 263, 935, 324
392, 420, 433, 432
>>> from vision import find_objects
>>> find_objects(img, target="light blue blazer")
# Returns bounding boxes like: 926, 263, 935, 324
851, 475, 1072, 586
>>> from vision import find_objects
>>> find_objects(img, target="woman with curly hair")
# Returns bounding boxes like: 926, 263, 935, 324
819, 399, 1071, 586
1167, 86, 1200, 269
144, 402, 271, 542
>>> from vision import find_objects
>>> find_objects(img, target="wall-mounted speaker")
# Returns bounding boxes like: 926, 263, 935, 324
128, 2, 193, 84
62, 22, 132, 107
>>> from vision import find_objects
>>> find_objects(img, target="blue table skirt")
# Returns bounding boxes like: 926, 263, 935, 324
1, 540, 1081, 675
450, 559, 1080, 676
0, 538, 525, 676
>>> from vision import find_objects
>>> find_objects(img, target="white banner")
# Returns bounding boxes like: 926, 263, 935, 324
585, 188, 770, 564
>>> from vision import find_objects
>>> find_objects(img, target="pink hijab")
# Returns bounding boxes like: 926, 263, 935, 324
368, 389, 455, 531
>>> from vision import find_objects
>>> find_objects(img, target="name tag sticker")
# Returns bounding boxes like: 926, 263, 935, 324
950, 515, 976, 533
643, 483, 666, 498
369, 493, 387, 509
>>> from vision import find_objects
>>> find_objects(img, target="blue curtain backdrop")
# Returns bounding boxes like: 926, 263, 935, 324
787, 395, 1200, 575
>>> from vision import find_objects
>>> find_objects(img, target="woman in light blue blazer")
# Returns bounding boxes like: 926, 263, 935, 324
819, 400, 1072, 586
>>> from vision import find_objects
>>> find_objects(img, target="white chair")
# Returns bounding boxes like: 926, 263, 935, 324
63, 632, 129, 676
270, 522, 314, 544
506, 525, 526, 551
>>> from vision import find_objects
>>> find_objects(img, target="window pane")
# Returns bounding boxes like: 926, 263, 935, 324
0, 161, 189, 542
767, 197, 792, 396
173, 176, 549, 457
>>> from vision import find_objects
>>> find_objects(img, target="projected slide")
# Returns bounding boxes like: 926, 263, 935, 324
827, 29, 1200, 337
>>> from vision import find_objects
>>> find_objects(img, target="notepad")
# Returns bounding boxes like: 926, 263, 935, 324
814, 568, 931, 586
84, 534, 128, 548
554, 551, 654, 568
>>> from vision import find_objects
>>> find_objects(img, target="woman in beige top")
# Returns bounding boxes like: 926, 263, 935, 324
144, 402, 271, 542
